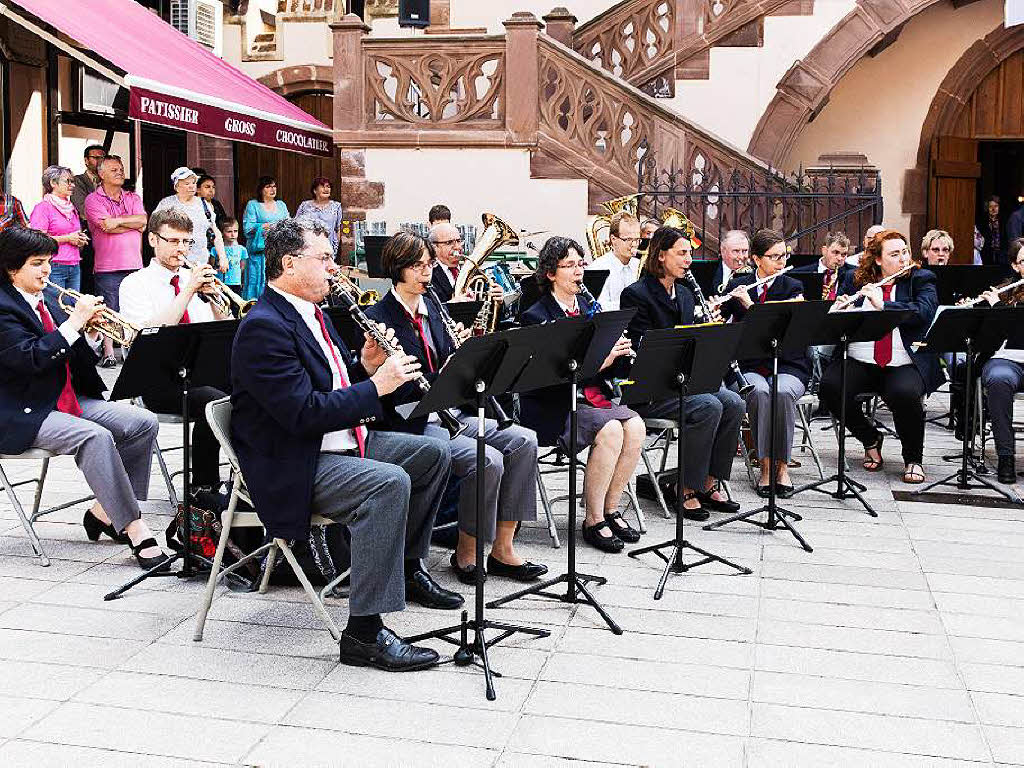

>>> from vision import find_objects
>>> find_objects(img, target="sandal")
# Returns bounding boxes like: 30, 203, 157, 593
862, 436, 884, 472
603, 511, 641, 543
902, 463, 925, 484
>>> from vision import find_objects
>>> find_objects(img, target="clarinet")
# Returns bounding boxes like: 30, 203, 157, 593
329, 275, 469, 440
426, 287, 512, 430
683, 271, 755, 396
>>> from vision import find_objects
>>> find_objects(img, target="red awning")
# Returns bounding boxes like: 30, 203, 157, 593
1, 0, 332, 157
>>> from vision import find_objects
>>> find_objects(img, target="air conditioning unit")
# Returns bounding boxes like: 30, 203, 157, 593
170, 0, 224, 57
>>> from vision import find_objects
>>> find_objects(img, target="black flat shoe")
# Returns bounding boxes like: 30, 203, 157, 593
696, 490, 740, 514
998, 456, 1017, 484
603, 512, 641, 543
581, 520, 624, 553
486, 555, 548, 582
680, 492, 710, 522
449, 553, 484, 586
131, 538, 171, 572
776, 483, 794, 498
83, 510, 130, 544
338, 628, 439, 672
406, 568, 464, 609
755, 484, 770, 499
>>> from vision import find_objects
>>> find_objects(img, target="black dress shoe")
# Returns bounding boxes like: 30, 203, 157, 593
603, 512, 641, 543
581, 520, 624, 553
696, 490, 740, 514
338, 628, 439, 672
405, 569, 464, 609
998, 456, 1017, 485
755, 484, 770, 499
680, 492, 710, 522
131, 538, 171, 572
486, 555, 548, 582
776, 483, 794, 498
449, 552, 484, 586
82, 510, 131, 544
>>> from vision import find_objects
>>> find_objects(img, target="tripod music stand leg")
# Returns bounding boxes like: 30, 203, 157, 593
573, 576, 623, 633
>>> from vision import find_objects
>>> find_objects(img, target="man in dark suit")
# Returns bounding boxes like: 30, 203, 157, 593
711, 230, 750, 294
0, 226, 167, 570
230, 217, 459, 672
790, 231, 853, 301
428, 222, 463, 302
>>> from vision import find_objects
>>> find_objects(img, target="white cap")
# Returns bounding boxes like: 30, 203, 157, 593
170, 167, 197, 185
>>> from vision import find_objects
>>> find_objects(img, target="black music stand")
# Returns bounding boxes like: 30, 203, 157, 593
687, 260, 719, 295
911, 306, 1023, 503
621, 324, 752, 600
402, 332, 549, 701
486, 311, 635, 633
105, 320, 241, 600
790, 272, 825, 301
930, 264, 1012, 305
516, 271, 609, 316
702, 301, 828, 552
789, 309, 912, 515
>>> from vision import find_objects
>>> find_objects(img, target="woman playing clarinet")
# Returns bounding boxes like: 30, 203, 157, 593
720, 229, 808, 496
820, 229, 941, 484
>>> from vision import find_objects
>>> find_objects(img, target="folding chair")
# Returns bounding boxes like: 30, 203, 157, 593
193, 398, 343, 643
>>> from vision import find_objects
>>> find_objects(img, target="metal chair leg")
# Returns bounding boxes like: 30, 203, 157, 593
193, 495, 238, 641
0, 463, 49, 566
535, 466, 561, 549
640, 446, 671, 519
797, 402, 825, 480
277, 540, 341, 641
624, 478, 646, 533
259, 541, 278, 593
154, 441, 180, 510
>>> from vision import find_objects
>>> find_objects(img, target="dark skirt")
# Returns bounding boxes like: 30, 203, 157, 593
561, 402, 639, 452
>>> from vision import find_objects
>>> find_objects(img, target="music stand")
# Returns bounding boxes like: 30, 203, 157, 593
401, 332, 549, 701
105, 320, 240, 600
930, 265, 1012, 305
701, 301, 828, 552
687, 260, 719, 296
621, 324, 752, 599
486, 311, 634, 633
444, 300, 484, 329
789, 309, 913, 515
362, 235, 389, 277
911, 306, 1023, 503
517, 271, 610, 316
790, 272, 825, 301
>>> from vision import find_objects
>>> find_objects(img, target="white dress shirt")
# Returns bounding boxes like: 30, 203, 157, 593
392, 288, 439, 423
270, 286, 361, 452
587, 253, 639, 311
16, 286, 102, 352
118, 260, 216, 329
847, 287, 912, 367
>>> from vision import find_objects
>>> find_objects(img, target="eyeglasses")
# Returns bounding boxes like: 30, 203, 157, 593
86, 154, 106, 161
613, 235, 642, 244
557, 261, 585, 270
409, 259, 438, 273
153, 232, 196, 248
433, 238, 462, 247
291, 253, 335, 266
761, 253, 788, 262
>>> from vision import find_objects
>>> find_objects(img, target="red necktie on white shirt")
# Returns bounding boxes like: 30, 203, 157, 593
170, 275, 191, 324
314, 306, 366, 456
404, 309, 435, 373
37, 300, 83, 417
873, 284, 895, 367
758, 284, 768, 303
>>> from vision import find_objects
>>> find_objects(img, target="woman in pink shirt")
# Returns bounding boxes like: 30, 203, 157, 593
30, 165, 89, 295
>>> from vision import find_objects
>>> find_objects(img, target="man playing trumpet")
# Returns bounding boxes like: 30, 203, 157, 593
118, 208, 231, 496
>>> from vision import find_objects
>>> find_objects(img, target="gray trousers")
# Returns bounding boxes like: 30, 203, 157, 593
31, 397, 159, 532
637, 385, 745, 490
743, 372, 806, 461
312, 430, 451, 616
982, 357, 1024, 458
424, 416, 537, 542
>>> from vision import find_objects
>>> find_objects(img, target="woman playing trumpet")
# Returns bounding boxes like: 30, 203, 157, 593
720, 229, 808, 496
519, 236, 645, 553
820, 229, 941, 484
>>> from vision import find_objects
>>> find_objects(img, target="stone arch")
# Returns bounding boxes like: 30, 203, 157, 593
747, 0, 944, 168
257, 64, 334, 98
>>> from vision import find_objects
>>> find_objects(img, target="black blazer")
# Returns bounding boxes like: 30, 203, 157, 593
836, 267, 943, 393
430, 264, 457, 303
364, 289, 457, 435
619, 273, 696, 349
721, 272, 811, 385
230, 287, 383, 540
0, 282, 105, 454
790, 260, 854, 298
518, 291, 628, 446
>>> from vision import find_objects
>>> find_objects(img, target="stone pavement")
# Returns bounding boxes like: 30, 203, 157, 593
0, 388, 1023, 767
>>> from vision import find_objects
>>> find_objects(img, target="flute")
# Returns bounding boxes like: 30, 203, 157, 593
707, 265, 794, 310
832, 263, 917, 311
955, 277, 1024, 307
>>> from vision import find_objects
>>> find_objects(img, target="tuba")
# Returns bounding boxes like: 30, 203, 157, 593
586, 194, 641, 260
453, 213, 518, 330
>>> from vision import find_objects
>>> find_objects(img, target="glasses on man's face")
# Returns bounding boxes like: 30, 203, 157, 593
410, 259, 438, 273
613, 235, 642, 245
434, 239, 461, 248
153, 232, 195, 248
87, 154, 106, 162
292, 253, 335, 266
762, 252, 788, 262
557, 260, 585, 270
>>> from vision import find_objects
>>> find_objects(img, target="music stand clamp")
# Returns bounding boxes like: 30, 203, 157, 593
486, 311, 636, 634
788, 308, 913, 517
911, 306, 1023, 503
620, 324, 752, 600
104, 320, 241, 600
703, 302, 829, 552
401, 331, 550, 701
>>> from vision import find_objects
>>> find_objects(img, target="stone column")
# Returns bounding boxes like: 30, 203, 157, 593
503, 12, 543, 146
330, 13, 370, 135
542, 7, 577, 49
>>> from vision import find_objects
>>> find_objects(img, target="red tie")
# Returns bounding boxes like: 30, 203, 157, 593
449, 266, 459, 283
874, 285, 895, 367
758, 284, 768, 303
170, 275, 190, 325
404, 309, 435, 373
37, 300, 83, 417
825, 270, 838, 301
566, 306, 612, 409
314, 307, 366, 457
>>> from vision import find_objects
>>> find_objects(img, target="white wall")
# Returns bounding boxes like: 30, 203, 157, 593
669, 0, 855, 150
784, 0, 1004, 233
363, 147, 590, 246
449, 1, 610, 33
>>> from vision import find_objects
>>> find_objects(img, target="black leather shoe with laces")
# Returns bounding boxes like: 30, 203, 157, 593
405, 568, 464, 609
338, 628, 439, 672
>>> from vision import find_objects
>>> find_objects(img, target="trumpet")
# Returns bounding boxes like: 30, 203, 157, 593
955, 277, 1024, 307
832, 263, 916, 311
682, 271, 754, 396
181, 259, 257, 317
44, 281, 139, 346
706, 265, 794, 312
328, 272, 468, 440
427, 286, 512, 430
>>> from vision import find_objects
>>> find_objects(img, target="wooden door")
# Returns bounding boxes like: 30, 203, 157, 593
140, 125, 187, 265
928, 136, 979, 265
234, 91, 339, 225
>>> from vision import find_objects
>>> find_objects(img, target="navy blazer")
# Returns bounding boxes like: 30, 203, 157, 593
721, 272, 812, 385
0, 282, 105, 454
836, 267, 943, 393
619, 273, 697, 349
790, 260, 854, 298
230, 287, 383, 540
364, 289, 456, 435
430, 265, 456, 303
